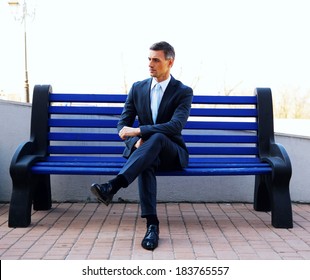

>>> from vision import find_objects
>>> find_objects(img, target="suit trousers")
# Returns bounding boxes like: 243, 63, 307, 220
119, 133, 183, 217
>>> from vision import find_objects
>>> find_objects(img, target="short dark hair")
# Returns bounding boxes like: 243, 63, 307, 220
150, 41, 175, 60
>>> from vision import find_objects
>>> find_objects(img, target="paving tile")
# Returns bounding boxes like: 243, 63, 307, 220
1, 203, 310, 260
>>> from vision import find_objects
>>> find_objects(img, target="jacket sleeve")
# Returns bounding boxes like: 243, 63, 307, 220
117, 84, 140, 157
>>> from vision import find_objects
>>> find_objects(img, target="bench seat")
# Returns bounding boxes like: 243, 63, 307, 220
31, 156, 272, 175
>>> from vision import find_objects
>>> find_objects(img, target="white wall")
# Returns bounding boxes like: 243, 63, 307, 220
0, 100, 309, 203
0, 100, 31, 202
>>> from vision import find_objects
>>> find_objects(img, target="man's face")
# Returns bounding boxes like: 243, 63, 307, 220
148, 50, 174, 82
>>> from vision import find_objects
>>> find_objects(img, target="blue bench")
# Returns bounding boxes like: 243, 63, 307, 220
9, 85, 293, 228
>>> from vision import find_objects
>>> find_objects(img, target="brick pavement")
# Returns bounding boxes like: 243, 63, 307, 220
1, 203, 310, 260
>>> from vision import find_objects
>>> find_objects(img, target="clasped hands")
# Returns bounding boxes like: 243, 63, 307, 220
119, 126, 144, 148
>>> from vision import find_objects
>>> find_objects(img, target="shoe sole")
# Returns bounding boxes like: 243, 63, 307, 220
141, 240, 159, 250
90, 185, 111, 206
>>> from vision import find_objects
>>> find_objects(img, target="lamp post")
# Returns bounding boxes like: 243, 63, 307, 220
8, 1, 34, 103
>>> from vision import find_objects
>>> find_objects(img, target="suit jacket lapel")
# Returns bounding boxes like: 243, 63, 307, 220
157, 76, 177, 123
143, 78, 153, 123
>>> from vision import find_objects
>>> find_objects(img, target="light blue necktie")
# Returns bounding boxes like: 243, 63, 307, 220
151, 83, 162, 123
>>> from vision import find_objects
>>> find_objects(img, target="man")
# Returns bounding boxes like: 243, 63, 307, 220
91, 41, 193, 250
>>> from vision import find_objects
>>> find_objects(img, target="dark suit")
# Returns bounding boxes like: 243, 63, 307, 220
117, 75, 193, 216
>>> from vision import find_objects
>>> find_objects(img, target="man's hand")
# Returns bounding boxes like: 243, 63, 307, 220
119, 126, 141, 140
134, 138, 144, 149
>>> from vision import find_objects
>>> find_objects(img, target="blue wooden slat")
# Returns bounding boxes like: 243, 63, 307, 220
49, 119, 257, 130
189, 157, 261, 163
48, 145, 258, 156
31, 166, 121, 175
48, 132, 258, 143
49, 93, 256, 105
167, 167, 272, 176
191, 95, 257, 105
183, 135, 258, 143
49, 107, 258, 117
35, 161, 269, 169
185, 121, 258, 130
48, 119, 119, 128
31, 165, 271, 175
46, 156, 126, 162
45, 156, 262, 164
188, 163, 270, 168
188, 146, 258, 155
48, 132, 121, 141
35, 161, 125, 167
48, 145, 124, 154
49, 93, 127, 103
49, 106, 123, 115
190, 108, 257, 117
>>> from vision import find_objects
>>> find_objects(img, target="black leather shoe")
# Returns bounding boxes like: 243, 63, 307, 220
90, 183, 114, 206
141, 224, 159, 250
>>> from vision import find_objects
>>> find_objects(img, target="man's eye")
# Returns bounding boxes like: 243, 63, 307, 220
148, 58, 160, 63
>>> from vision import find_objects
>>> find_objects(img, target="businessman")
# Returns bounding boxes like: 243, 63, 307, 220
91, 41, 193, 250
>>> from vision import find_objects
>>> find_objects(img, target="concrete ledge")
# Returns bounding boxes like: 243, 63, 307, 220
1, 100, 309, 203
49, 174, 255, 203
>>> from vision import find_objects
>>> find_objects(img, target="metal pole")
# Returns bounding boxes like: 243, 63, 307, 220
23, 0, 29, 103
9, 0, 30, 102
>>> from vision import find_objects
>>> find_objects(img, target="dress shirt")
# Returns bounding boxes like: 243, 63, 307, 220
150, 76, 171, 123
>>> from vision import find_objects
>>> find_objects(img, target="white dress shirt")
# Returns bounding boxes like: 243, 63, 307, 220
150, 76, 171, 123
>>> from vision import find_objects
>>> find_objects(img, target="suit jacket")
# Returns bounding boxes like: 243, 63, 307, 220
117, 75, 193, 168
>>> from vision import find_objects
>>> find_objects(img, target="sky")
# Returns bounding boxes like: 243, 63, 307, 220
1, 0, 310, 100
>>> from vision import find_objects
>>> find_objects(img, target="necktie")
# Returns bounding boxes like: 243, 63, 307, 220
151, 83, 162, 123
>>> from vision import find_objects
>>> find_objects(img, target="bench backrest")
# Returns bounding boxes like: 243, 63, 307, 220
31, 85, 275, 162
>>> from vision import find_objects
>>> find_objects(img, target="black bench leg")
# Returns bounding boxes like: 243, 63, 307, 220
9, 174, 52, 228
269, 177, 293, 228
254, 174, 293, 228
9, 180, 33, 228
254, 174, 271, 212
33, 174, 52, 210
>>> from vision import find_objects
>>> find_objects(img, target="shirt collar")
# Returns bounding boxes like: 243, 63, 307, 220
151, 75, 171, 92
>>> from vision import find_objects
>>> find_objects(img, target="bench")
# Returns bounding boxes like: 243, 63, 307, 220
9, 85, 293, 228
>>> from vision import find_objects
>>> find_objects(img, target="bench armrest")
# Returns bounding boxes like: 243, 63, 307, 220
261, 142, 292, 183
10, 141, 45, 178
256, 88, 292, 182
10, 85, 52, 179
